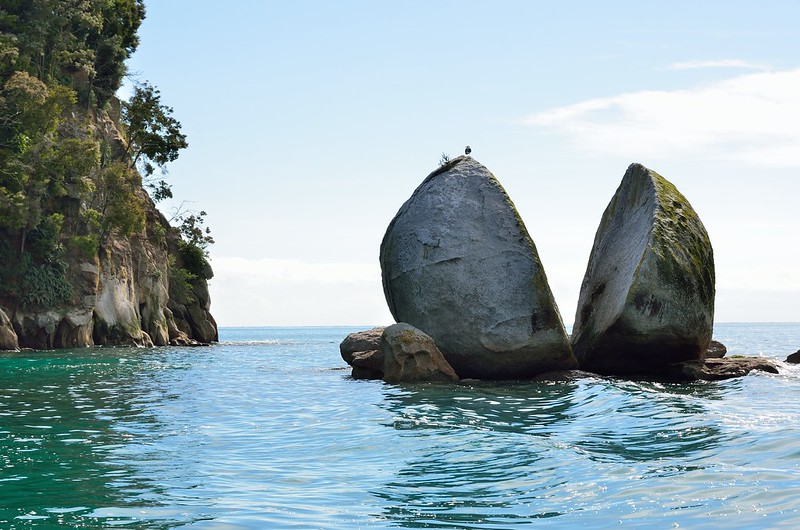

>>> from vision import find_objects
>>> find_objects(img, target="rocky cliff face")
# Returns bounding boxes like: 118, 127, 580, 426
0, 108, 217, 351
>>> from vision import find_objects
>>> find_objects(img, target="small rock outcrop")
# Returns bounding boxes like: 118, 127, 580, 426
571, 163, 715, 376
340, 327, 386, 364
786, 350, 800, 364
340, 327, 386, 379
380, 156, 576, 379
381, 323, 459, 383
0, 307, 19, 351
705, 340, 727, 359
672, 357, 779, 381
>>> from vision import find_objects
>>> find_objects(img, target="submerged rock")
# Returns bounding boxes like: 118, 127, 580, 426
381, 323, 459, 383
380, 156, 576, 379
571, 163, 715, 376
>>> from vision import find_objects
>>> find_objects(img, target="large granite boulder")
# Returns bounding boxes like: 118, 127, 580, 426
380, 156, 576, 379
381, 323, 459, 383
571, 163, 715, 375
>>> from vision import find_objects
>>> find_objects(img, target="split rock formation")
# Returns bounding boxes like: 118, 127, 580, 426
571, 163, 715, 375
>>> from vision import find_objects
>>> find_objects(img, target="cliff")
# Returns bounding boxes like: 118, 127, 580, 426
0, 105, 217, 351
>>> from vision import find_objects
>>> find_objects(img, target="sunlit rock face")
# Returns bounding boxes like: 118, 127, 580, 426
381, 323, 459, 383
380, 156, 576, 379
571, 163, 715, 375
0, 308, 18, 351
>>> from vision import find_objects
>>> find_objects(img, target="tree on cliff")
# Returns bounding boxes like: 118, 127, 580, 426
122, 80, 188, 201
0, 0, 145, 106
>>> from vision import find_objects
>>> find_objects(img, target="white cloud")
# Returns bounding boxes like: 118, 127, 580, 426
524, 68, 800, 168
668, 59, 770, 70
208, 257, 393, 327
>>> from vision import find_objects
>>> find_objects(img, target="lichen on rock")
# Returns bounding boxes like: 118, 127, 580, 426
571, 163, 715, 375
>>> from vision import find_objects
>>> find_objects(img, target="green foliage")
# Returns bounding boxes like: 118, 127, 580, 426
148, 179, 173, 202
0, 0, 214, 315
91, 0, 147, 105
169, 262, 196, 305
122, 81, 187, 178
0, 237, 20, 295
68, 234, 99, 259
148, 220, 166, 245
27, 212, 64, 259
0, 74, 79, 236
176, 210, 214, 254
91, 161, 145, 239
0, 0, 145, 105
21, 260, 72, 307
179, 240, 207, 279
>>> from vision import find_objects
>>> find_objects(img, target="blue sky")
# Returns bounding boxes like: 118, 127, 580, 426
126, 1, 800, 326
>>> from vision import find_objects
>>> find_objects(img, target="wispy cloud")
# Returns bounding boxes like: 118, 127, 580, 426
668, 59, 770, 71
524, 68, 800, 168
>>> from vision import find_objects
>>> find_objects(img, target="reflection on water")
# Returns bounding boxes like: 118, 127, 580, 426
374, 378, 735, 528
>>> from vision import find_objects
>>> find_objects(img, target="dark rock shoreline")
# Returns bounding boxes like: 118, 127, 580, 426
341, 328, 781, 383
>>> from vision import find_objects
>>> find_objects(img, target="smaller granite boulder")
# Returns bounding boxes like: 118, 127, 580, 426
381, 323, 459, 383
0, 308, 19, 351
786, 350, 800, 364
705, 340, 727, 359
340, 327, 386, 365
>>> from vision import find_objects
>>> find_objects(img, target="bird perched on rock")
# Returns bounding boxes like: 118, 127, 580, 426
465, 145, 472, 155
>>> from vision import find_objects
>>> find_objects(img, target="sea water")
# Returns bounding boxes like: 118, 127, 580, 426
1, 323, 800, 529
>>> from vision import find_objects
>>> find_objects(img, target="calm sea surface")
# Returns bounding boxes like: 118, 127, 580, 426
1, 324, 800, 529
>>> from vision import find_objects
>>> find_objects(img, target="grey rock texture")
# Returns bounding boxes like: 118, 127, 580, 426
381, 323, 459, 383
571, 163, 715, 375
380, 156, 576, 379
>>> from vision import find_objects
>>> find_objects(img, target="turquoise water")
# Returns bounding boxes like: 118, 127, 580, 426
1, 324, 800, 529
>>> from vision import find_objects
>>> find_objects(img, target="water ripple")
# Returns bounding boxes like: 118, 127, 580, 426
1, 326, 800, 528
